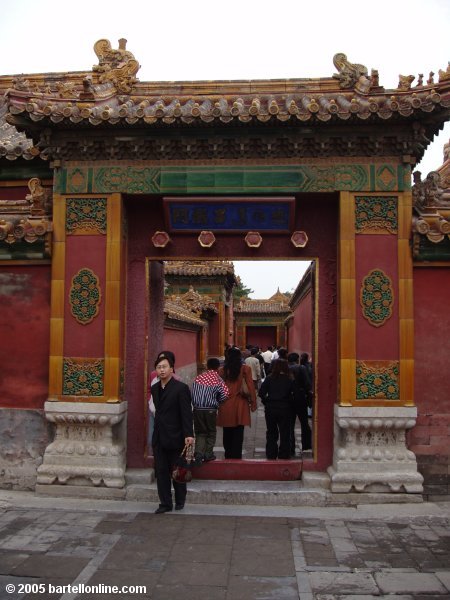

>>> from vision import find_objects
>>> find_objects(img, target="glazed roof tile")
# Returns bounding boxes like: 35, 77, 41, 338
4, 76, 449, 127
0, 98, 39, 160
1, 40, 449, 161
164, 260, 236, 278
163, 298, 206, 327
234, 297, 291, 314
1, 44, 449, 127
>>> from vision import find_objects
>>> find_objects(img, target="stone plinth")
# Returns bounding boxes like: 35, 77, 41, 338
328, 405, 423, 494
36, 401, 127, 488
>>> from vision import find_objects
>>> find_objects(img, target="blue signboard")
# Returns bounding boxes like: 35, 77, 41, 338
163, 197, 294, 233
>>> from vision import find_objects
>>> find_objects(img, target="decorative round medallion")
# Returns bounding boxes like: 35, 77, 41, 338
151, 231, 171, 248
70, 268, 101, 325
360, 269, 394, 327
291, 230, 309, 248
244, 231, 263, 248
198, 230, 216, 248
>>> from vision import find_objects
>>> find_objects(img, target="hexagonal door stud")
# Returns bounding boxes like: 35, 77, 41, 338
291, 230, 308, 248
198, 230, 216, 248
151, 230, 171, 248
244, 231, 263, 248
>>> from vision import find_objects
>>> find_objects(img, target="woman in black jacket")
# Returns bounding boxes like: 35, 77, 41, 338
259, 359, 294, 459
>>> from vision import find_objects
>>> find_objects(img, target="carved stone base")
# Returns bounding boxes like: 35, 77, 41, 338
36, 401, 127, 488
328, 405, 423, 494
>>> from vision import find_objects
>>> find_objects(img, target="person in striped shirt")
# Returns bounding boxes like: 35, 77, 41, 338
191, 357, 229, 462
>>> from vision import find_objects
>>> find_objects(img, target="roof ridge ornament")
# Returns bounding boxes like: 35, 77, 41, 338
92, 38, 140, 94
333, 52, 370, 91
413, 171, 448, 212
438, 62, 450, 83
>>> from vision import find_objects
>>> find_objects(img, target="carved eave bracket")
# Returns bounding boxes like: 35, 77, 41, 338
0, 178, 53, 255
92, 38, 140, 94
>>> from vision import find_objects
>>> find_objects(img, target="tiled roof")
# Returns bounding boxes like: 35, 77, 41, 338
164, 260, 236, 278
163, 298, 205, 327
0, 98, 40, 160
4, 75, 449, 127
1, 41, 449, 137
234, 298, 291, 314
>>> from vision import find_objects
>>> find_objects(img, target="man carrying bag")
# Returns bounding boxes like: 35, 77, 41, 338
151, 351, 194, 513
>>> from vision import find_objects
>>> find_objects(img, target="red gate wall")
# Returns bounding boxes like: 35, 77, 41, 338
246, 326, 277, 350
0, 266, 51, 409
409, 267, 450, 496
124, 193, 338, 471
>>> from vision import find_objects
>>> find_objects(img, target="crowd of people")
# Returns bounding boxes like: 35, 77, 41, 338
149, 345, 313, 514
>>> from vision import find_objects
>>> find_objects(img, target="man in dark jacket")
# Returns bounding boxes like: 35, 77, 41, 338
288, 352, 312, 454
151, 351, 194, 513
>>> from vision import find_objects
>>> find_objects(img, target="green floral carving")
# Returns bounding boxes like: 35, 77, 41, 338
355, 196, 397, 233
70, 268, 101, 324
66, 198, 107, 234
360, 269, 394, 327
63, 358, 104, 396
94, 167, 160, 193
356, 361, 399, 400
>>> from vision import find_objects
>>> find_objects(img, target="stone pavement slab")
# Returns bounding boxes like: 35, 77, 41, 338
375, 571, 448, 594
0, 492, 449, 599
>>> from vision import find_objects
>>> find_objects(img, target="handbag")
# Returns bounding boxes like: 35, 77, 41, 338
240, 372, 251, 401
172, 442, 197, 484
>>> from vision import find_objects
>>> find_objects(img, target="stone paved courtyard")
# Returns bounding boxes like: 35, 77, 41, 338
0, 492, 449, 600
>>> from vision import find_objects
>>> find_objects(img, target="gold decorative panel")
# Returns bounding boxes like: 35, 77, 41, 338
355, 196, 398, 234
66, 198, 107, 235
62, 357, 104, 396
356, 360, 400, 400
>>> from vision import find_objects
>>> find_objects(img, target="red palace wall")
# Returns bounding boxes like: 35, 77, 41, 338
289, 289, 313, 356
410, 267, 450, 497
0, 266, 51, 409
162, 327, 198, 382
246, 325, 277, 351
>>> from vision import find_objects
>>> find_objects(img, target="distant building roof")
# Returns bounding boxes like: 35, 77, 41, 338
164, 260, 236, 279
235, 288, 291, 314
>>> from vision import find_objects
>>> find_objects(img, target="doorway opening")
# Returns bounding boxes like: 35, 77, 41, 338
145, 258, 317, 469
124, 191, 338, 475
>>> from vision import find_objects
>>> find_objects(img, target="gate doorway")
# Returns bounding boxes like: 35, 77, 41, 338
146, 259, 315, 472
124, 193, 338, 477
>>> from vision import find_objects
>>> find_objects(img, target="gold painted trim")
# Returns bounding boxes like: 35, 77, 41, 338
398, 191, 414, 406
48, 194, 66, 398
104, 193, 124, 402
338, 191, 356, 405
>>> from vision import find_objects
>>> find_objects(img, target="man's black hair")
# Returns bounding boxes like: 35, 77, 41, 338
207, 357, 220, 370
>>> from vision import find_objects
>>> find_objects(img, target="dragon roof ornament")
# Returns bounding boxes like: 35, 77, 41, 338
168, 286, 218, 317
92, 38, 140, 94
333, 53, 371, 93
